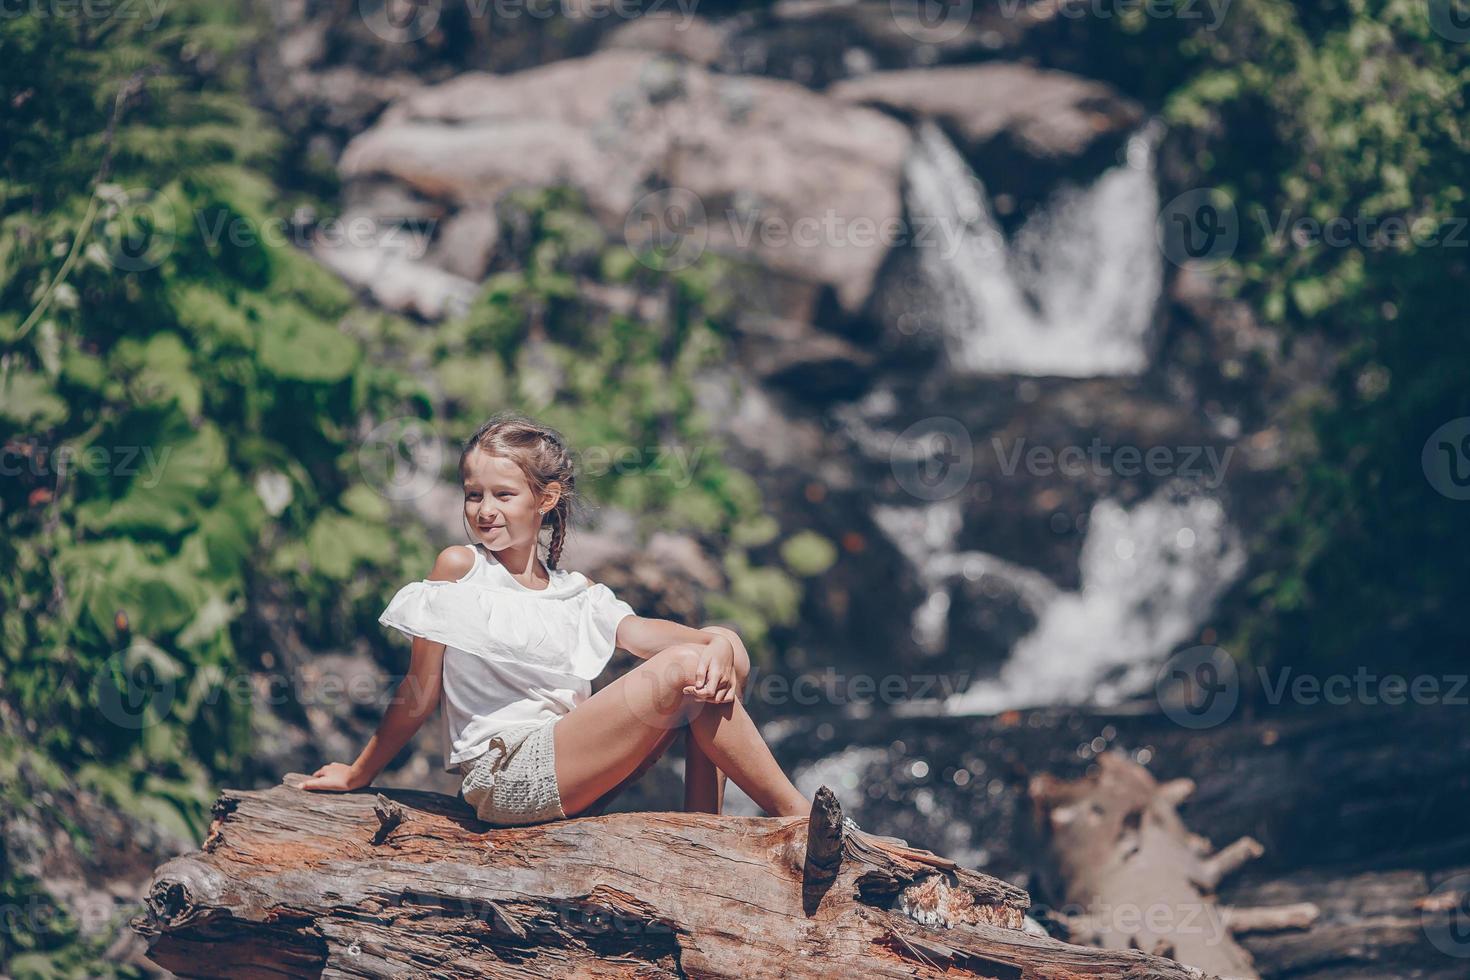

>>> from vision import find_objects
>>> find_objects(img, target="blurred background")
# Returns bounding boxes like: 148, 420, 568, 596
2, 0, 1468, 975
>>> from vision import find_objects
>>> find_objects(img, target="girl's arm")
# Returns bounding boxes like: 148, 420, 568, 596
300, 634, 445, 791
614, 616, 749, 705
302, 547, 468, 792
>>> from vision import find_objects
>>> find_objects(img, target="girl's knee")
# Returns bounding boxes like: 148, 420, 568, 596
647, 644, 702, 690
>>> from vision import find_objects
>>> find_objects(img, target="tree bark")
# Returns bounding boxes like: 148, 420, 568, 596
133, 774, 1210, 979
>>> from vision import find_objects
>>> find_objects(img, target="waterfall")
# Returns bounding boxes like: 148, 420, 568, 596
902, 119, 1164, 377
932, 482, 1246, 715
872, 498, 1060, 655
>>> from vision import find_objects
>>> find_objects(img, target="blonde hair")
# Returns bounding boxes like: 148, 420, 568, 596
458, 412, 578, 570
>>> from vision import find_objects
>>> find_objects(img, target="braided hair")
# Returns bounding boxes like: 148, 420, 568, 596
458, 412, 579, 570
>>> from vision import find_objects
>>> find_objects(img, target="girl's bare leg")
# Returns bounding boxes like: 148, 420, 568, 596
576, 723, 681, 817
683, 626, 749, 814
555, 645, 809, 819
684, 727, 723, 814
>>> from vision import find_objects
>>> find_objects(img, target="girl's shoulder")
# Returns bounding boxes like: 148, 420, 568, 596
428, 544, 477, 584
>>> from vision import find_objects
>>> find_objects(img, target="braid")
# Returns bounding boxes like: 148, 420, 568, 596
546, 509, 567, 570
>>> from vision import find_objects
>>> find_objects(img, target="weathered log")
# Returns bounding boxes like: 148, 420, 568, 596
1030, 751, 1286, 980
132, 773, 1210, 979
1227, 866, 1467, 977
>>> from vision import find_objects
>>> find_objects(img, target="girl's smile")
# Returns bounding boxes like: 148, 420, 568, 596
461, 448, 561, 578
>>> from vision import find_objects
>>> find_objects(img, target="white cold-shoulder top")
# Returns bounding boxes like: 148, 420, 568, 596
378, 542, 637, 771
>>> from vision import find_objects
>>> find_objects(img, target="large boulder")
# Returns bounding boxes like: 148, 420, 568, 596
339, 49, 912, 315
830, 63, 1142, 166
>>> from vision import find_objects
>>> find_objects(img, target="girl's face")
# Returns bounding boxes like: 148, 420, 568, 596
461, 449, 559, 552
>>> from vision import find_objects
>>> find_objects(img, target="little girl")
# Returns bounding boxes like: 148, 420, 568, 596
303, 412, 814, 826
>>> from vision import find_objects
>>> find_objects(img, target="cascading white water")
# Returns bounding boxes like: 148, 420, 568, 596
903, 119, 1164, 377
871, 497, 966, 654
837, 121, 1241, 715
872, 498, 1062, 655
933, 482, 1246, 715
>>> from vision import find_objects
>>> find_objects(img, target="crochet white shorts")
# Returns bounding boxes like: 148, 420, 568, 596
455, 717, 567, 827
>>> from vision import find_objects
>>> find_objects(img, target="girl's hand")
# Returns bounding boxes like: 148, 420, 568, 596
684, 639, 737, 704
301, 762, 370, 792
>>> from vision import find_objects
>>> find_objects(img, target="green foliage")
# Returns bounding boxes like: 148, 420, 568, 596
1125, 0, 1470, 668
0, 0, 432, 884
702, 550, 804, 656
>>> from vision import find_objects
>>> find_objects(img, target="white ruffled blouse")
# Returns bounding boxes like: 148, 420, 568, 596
378, 542, 637, 771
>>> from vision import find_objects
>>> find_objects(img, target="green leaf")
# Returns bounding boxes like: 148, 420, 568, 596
780, 531, 838, 577
256, 302, 361, 383
307, 511, 394, 578
0, 370, 68, 428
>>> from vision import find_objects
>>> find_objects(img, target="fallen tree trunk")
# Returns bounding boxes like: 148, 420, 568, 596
133, 774, 1210, 979
1031, 752, 1318, 980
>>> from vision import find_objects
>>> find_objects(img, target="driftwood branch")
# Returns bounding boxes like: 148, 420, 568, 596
1030, 751, 1303, 980
1221, 903, 1320, 936
132, 773, 1209, 979
1195, 837, 1266, 892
